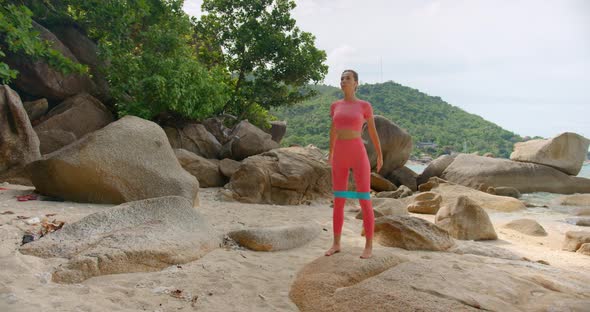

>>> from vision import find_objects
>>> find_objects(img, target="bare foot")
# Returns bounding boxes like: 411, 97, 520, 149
325, 245, 341, 256
360, 248, 372, 259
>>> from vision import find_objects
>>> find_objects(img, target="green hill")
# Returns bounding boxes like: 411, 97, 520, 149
271, 82, 522, 158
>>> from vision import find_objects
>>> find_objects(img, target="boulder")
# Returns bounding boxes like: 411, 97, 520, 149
510, 132, 590, 175
492, 186, 521, 198
218, 158, 242, 178
374, 215, 455, 251
562, 231, 590, 252
23, 98, 48, 121
27, 116, 199, 205
435, 196, 497, 241
269, 120, 287, 143
558, 194, 590, 207
362, 115, 412, 177
577, 243, 590, 256
370, 172, 396, 192
441, 154, 590, 194
376, 185, 413, 199
36, 129, 77, 155
164, 123, 221, 159
4, 21, 95, 101
406, 192, 442, 214
426, 180, 525, 212
201, 117, 232, 144
502, 219, 547, 236
221, 120, 279, 160
174, 149, 226, 187
386, 166, 417, 191
290, 250, 590, 312
416, 154, 455, 186
0, 85, 41, 173
227, 146, 330, 205
228, 223, 320, 251
20, 196, 220, 283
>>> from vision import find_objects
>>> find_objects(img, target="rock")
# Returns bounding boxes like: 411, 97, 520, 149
427, 180, 525, 212
448, 240, 523, 261
36, 129, 77, 155
221, 120, 279, 160
565, 218, 590, 227
558, 194, 590, 207
571, 207, 590, 216
356, 198, 408, 220
34, 93, 113, 140
493, 186, 521, 198
441, 154, 590, 194
483, 152, 494, 157
228, 223, 320, 251
1, 85, 41, 175
227, 146, 330, 205
164, 123, 222, 159
435, 196, 497, 241
269, 120, 287, 143
174, 149, 225, 187
201, 117, 232, 144
19, 196, 220, 283
407, 192, 442, 214
562, 231, 590, 252
27, 116, 199, 205
417, 176, 447, 192
386, 166, 417, 191
416, 155, 455, 186
370, 172, 396, 192
4, 21, 95, 101
510, 132, 590, 175
290, 250, 590, 312
577, 243, 590, 256
362, 115, 412, 177
376, 185, 413, 199
503, 219, 547, 236
219, 158, 242, 178
23, 98, 48, 121
374, 215, 455, 251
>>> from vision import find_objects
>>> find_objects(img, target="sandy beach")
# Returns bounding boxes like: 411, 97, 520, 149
1, 183, 589, 312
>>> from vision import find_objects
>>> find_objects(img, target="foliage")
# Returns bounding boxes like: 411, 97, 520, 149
0, 2, 86, 84
195, 0, 328, 122
272, 83, 523, 158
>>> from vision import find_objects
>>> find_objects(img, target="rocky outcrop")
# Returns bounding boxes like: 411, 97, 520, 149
228, 223, 320, 251
435, 196, 497, 241
511, 132, 590, 175
441, 154, 590, 194
27, 116, 199, 205
362, 115, 412, 177
226, 146, 330, 205
20, 196, 219, 283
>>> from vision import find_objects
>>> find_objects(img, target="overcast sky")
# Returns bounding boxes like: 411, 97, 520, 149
184, 0, 590, 139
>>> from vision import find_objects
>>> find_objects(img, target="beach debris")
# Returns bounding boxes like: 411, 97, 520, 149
26, 217, 41, 225
170, 289, 183, 299
39, 219, 65, 236
16, 194, 38, 202
1, 211, 14, 215
21, 232, 37, 245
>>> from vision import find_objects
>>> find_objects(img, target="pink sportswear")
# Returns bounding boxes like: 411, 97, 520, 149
330, 100, 375, 239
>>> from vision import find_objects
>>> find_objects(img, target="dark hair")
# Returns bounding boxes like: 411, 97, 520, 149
342, 69, 358, 82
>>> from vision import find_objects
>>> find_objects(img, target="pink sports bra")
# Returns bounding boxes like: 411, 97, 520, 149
330, 100, 374, 131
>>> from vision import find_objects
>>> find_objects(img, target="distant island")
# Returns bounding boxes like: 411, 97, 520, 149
272, 82, 526, 159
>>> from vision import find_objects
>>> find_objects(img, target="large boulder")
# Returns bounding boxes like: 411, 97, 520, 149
0, 85, 41, 173
27, 116, 199, 205
374, 215, 455, 251
290, 250, 590, 312
510, 132, 590, 175
386, 166, 418, 191
164, 123, 222, 159
36, 129, 77, 155
20, 196, 220, 283
435, 196, 498, 241
362, 115, 412, 177
228, 223, 321, 251
226, 146, 331, 205
370, 172, 396, 192
34, 93, 113, 145
441, 154, 590, 194
174, 149, 225, 187
4, 21, 95, 101
221, 120, 280, 160
417, 154, 455, 185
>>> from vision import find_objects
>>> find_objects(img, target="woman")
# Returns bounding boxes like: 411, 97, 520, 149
326, 69, 383, 259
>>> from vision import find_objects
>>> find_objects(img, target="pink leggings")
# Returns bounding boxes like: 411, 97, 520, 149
331, 138, 374, 239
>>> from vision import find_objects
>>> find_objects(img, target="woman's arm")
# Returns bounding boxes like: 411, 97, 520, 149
366, 117, 383, 172
329, 122, 336, 164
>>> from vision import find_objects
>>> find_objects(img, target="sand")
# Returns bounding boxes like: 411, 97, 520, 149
1, 184, 589, 311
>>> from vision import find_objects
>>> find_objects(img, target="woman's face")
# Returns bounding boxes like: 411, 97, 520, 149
340, 71, 357, 93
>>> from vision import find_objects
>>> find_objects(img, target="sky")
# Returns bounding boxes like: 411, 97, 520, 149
183, 0, 590, 139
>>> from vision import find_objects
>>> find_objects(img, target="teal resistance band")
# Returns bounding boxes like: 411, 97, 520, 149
333, 191, 371, 200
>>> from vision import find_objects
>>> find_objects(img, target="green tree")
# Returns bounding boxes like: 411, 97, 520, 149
195, 0, 328, 124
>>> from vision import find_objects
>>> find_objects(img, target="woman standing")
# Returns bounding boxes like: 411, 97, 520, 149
326, 69, 383, 259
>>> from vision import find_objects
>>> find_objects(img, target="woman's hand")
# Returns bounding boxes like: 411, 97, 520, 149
376, 153, 383, 173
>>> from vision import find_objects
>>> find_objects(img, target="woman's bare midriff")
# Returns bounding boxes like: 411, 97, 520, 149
335, 129, 361, 140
